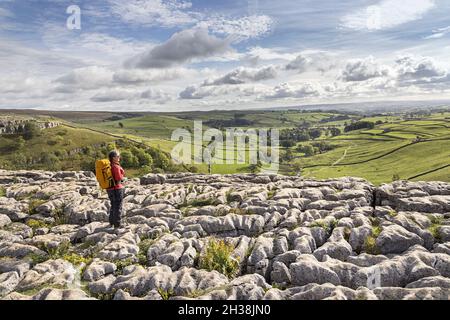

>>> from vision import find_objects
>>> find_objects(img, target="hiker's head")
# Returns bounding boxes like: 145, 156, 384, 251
108, 150, 121, 163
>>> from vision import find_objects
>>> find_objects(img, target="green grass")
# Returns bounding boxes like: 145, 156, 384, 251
1, 110, 448, 185
363, 236, 380, 255
0, 186, 5, 198
82, 115, 194, 140
26, 219, 52, 231
410, 166, 450, 182
29, 240, 92, 268
0, 126, 115, 171
157, 288, 175, 300
137, 238, 155, 266
114, 258, 135, 274
362, 225, 383, 254
304, 139, 450, 185
199, 238, 240, 279
309, 219, 337, 234
185, 197, 220, 207
428, 216, 444, 242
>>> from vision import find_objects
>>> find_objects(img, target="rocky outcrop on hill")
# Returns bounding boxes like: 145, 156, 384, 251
0, 119, 60, 135
0, 170, 449, 300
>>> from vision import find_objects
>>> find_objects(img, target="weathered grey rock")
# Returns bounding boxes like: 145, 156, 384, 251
140, 174, 166, 185
376, 225, 424, 254
88, 274, 117, 295
0, 230, 22, 243
0, 214, 11, 227
16, 259, 77, 292
32, 288, 96, 300
0, 243, 46, 259
82, 259, 117, 282
225, 274, 271, 300
313, 239, 353, 262
96, 232, 140, 261
346, 253, 388, 267
0, 258, 31, 277
4, 223, 33, 239
373, 287, 450, 300
1, 291, 32, 300
348, 226, 372, 253
271, 261, 291, 284
433, 242, 450, 254
289, 283, 377, 300
0, 197, 29, 221
64, 198, 109, 225
406, 276, 450, 289
27, 234, 71, 250
157, 240, 185, 270
290, 255, 341, 286
0, 271, 21, 297
439, 226, 450, 242
0, 172, 449, 300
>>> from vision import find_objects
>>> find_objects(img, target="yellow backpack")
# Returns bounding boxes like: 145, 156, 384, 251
95, 159, 116, 189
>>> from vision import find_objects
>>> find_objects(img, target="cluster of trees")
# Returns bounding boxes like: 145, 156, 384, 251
0, 132, 194, 175
296, 141, 336, 157
85, 139, 178, 175
280, 127, 341, 148
344, 121, 375, 132
204, 113, 254, 129
320, 115, 351, 123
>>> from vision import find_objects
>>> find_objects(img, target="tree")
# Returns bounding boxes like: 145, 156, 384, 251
297, 131, 311, 142
344, 121, 375, 132
153, 152, 170, 170
118, 122, 124, 128
309, 128, 322, 140
329, 127, 341, 137
41, 152, 61, 171
23, 122, 40, 140
281, 139, 296, 148
120, 150, 139, 168
297, 144, 315, 157
311, 141, 335, 154
133, 147, 153, 167
281, 149, 294, 163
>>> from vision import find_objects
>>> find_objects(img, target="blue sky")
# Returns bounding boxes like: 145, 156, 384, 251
1, 0, 450, 111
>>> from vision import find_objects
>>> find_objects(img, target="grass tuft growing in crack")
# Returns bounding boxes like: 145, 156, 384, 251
0, 186, 6, 198
157, 287, 175, 300
428, 215, 444, 243
199, 238, 240, 279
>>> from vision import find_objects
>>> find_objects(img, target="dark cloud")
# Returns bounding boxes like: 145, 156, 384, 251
125, 28, 231, 69
341, 57, 391, 82
202, 66, 277, 86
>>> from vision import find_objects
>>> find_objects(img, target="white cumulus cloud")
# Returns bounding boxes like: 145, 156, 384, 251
341, 0, 435, 31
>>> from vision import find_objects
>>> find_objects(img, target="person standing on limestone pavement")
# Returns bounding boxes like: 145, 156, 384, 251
107, 150, 127, 229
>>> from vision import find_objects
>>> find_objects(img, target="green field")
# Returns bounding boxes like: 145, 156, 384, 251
0, 108, 449, 184
303, 139, 450, 185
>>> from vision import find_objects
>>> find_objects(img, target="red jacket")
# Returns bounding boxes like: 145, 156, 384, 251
109, 163, 125, 190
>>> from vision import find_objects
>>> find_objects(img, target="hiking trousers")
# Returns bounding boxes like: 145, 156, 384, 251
107, 188, 125, 227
